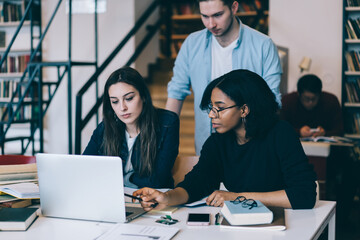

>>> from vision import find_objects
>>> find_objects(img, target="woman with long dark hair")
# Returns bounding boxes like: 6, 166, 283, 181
133, 69, 316, 210
83, 67, 179, 188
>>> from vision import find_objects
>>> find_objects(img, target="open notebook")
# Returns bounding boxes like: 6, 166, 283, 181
36, 153, 146, 223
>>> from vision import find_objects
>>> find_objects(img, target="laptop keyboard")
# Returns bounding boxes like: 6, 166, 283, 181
126, 211, 133, 217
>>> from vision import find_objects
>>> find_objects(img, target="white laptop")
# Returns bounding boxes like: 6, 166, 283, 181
35, 153, 146, 223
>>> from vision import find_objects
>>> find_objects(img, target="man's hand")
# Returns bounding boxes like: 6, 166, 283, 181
312, 126, 325, 137
300, 126, 313, 137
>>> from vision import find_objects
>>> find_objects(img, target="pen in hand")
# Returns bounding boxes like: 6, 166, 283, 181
125, 193, 142, 202
125, 193, 158, 208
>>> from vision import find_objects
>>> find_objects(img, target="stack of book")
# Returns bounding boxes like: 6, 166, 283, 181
220, 200, 286, 231
0, 162, 38, 208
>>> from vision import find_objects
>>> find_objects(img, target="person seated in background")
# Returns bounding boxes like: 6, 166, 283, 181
83, 67, 179, 189
281, 74, 356, 224
133, 69, 317, 210
280, 74, 343, 138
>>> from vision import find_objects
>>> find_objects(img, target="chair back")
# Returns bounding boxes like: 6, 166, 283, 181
172, 155, 199, 186
0, 155, 36, 165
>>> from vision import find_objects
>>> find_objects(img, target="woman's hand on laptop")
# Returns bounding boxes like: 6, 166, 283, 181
133, 188, 168, 211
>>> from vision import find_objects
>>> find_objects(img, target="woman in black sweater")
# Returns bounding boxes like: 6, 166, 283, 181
134, 69, 317, 210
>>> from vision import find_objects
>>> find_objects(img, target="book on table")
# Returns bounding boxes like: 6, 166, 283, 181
300, 136, 353, 143
0, 182, 40, 199
0, 163, 38, 186
143, 206, 179, 218
220, 205, 286, 231
0, 163, 37, 175
0, 207, 38, 231
221, 200, 273, 226
0, 199, 32, 208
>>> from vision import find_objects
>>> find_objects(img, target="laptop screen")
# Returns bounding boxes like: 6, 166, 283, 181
36, 153, 127, 223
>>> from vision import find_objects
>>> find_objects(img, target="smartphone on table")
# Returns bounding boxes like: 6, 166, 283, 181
186, 213, 210, 226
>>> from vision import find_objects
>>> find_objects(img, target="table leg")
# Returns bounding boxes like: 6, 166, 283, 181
328, 211, 335, 240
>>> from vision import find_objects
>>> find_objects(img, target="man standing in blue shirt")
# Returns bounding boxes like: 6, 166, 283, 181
166, 0, 282, 155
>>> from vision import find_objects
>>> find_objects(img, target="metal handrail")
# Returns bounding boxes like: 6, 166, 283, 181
75, 0, 161, 154
0, 0, 67, 154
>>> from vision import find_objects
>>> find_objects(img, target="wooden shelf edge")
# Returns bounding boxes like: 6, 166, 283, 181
0, 21, 31, 27
0, 73, 24, 78
345, 71, 360, 76
345, 39, 360, 43
344, 102, 360, 107
172, 11, 269, 20
345, 7, 360, 11
0, 48, 31, 53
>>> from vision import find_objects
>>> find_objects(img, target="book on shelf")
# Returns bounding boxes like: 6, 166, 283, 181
347, 0, 360, 7
345, 79, 360, 102
345, 23, 355, 39
220, 200, 273, 226
350, 18, 360, 39
0, 199, 32, 208
220, 206, 286, 231
0, 207, 38, 231
301, 136, 354, 143
351, 51, 360, 71
345, 52, 356, 72
0, 53, 31, 73
238, 2, 256, 12
0, 31, 5, 47
0, 182, 40, 199
173, 2, 199, 15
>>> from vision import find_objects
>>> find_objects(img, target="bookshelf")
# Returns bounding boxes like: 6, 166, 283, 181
160, 0, 269, 58
0, 0, 41, 144
343, 1, 360, 139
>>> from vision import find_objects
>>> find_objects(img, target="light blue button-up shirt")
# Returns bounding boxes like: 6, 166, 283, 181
167, 20, 282, 155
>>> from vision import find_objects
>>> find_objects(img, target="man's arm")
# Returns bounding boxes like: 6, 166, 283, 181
262, 39, 282, 106
165, 98, 184, 116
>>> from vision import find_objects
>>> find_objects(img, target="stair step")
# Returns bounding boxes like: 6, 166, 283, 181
179, 137, 195, 156
180, 118, 195, 135
155, 57, 175, 71
148, 57, 196, 156
151, 71, 173, 84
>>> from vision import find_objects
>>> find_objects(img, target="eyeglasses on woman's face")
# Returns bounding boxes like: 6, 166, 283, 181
207, 103, 238, 118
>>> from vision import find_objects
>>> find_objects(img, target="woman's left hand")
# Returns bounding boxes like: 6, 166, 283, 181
206, 190, 238, 207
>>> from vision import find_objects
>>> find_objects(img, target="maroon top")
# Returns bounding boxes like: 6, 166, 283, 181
280, 91, 343, 137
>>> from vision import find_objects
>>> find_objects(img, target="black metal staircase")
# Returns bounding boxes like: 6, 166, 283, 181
0, 0, 164, 155
0, 0, 98, 154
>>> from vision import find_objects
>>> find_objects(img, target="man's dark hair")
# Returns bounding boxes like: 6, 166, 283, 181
200, 69, 279, 139
197, 0, 236, 9
297, 74, 322, 95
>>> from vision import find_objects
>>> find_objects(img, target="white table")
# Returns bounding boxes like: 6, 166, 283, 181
301, 141, 331, 157
301, 141, 354, 157
0, 200, 336, 240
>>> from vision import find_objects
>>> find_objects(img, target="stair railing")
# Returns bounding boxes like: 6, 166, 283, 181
0, 0, 87, 154
75, 0, 162, 154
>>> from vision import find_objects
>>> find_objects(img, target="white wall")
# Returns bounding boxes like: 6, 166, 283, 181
269, 0, 343, 101
42, 0, 159, 153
